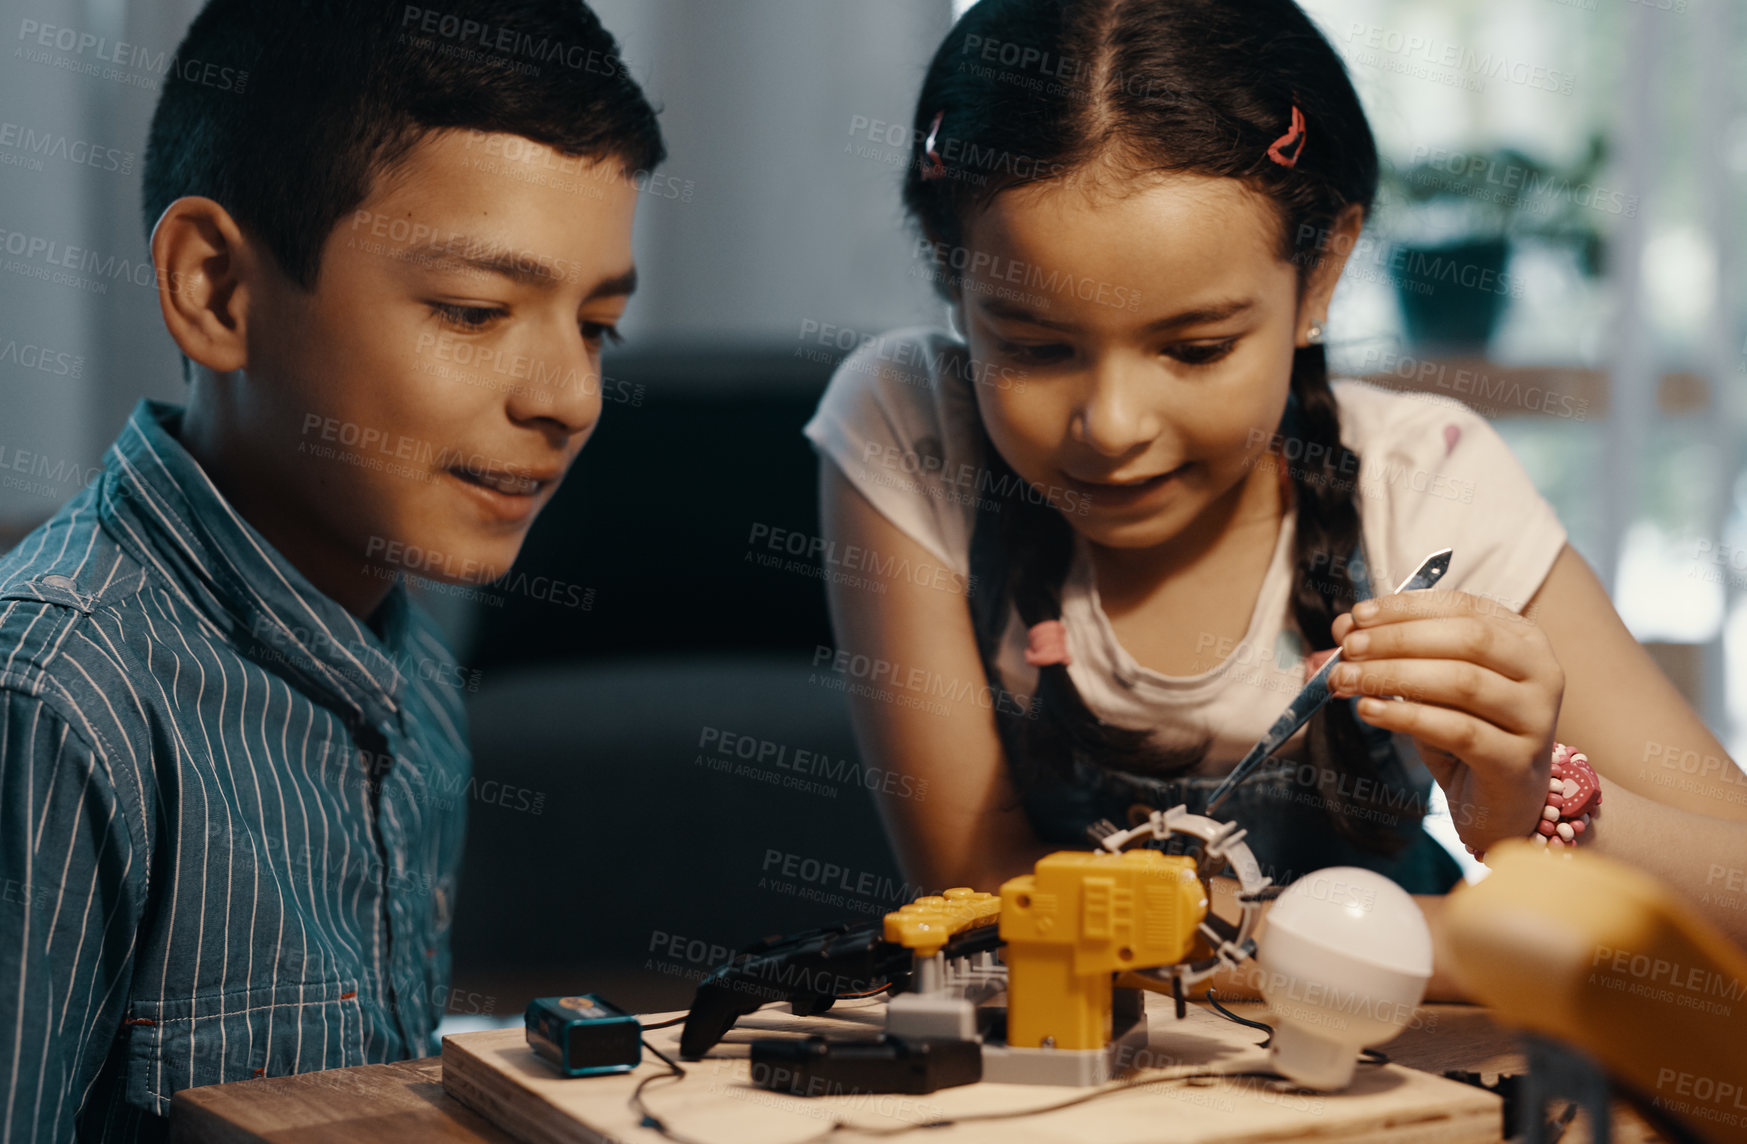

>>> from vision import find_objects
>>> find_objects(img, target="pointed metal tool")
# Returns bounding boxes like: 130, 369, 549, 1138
1203, 547, 1452, 815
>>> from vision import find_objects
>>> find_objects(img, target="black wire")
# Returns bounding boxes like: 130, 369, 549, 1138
629, 1036, 699, 1144
643, 1038, 685, 1074
1202, 988, 1390, 1065
1204, 987, 1274, 1046
638, 1014, 688, 1030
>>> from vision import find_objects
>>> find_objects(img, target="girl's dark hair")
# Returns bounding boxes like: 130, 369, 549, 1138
912, 0, 1415, 850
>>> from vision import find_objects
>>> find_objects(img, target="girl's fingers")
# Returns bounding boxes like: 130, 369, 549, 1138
1350, 588, 1491, 625
1339, 614, 1546, 682
1350, 695, 1527, 781
1349, 589, 1541, 646
1329, 657, 1545, 736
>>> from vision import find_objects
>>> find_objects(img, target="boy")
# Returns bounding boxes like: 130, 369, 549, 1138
0, 1, 662, 1138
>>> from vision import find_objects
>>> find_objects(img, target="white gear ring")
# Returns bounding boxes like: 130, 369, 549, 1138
1097, 804, 1272, 991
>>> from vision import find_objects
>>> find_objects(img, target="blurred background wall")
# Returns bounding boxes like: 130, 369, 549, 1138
2, 0, 1743, 1029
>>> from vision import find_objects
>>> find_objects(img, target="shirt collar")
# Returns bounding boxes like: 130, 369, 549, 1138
101, 398, 408, 732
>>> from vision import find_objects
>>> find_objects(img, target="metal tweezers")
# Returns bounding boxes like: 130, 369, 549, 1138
1203, 547, 1453, 815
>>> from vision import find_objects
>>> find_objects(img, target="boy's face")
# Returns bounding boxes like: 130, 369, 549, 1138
230, 128, 639, 604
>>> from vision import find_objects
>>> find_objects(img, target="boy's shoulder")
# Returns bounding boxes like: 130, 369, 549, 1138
0, 488, 155, 703
0, 488, 163, 764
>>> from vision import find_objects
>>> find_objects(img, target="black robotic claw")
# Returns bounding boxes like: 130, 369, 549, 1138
678, 920, 916, 1059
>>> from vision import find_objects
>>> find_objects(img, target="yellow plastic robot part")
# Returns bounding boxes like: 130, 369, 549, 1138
883, 886, 1002, 957
1000, 850, 1208, 1051
1444, 840, 1747, 1144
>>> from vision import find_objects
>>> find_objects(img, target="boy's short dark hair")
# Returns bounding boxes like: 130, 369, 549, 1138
142, 0, 664, 293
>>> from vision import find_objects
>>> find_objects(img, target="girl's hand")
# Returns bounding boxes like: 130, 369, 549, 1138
1320, 589, 1565, 854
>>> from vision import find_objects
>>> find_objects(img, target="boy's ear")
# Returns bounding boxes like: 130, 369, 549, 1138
1297, 203, 1366, 345
149, 196, 256, 377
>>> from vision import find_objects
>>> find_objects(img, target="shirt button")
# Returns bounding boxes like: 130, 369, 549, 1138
41, 574, 75, 589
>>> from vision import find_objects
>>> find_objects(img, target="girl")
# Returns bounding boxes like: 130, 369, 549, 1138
803, 0, 1747, 997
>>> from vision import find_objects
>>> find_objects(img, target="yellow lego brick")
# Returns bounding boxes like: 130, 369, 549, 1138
1000, 850, 1209, 1050
1000, 850, 1204, 968
882, 886, 1001, 956
1083, 878, 1113, 939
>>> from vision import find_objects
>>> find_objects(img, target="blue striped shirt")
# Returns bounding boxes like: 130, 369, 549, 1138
0, 399, 471, 1142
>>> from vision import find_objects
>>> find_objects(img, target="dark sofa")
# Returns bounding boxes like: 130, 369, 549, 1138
446, 343, 911, 1016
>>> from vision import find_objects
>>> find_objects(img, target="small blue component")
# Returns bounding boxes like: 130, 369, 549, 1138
525, 994, 643, 1077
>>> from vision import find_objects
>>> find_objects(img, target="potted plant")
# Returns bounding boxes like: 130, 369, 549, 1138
1375, 134, 1613, 351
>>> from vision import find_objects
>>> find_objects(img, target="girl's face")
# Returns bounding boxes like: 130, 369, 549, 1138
956, 169, 1332, 553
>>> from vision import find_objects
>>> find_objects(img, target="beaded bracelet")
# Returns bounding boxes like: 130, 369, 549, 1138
1465, 743, 1601, 862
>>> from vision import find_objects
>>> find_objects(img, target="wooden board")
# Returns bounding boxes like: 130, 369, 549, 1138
442, 998, 1503, 1144
171, 1056, 514, 1143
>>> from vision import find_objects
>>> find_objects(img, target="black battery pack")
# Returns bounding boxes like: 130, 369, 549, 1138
525, 994, 643, 1077
750, 1034, 981, 1096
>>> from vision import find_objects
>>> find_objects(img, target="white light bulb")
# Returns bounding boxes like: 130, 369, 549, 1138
1252, 867, 1433, 1090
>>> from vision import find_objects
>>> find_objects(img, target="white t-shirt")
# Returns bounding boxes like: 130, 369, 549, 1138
802, 327, 1569, 777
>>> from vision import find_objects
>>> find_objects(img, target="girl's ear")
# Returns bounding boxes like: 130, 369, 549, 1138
1296, 203, 1366, 346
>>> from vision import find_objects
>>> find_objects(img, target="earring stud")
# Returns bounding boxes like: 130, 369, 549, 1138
1306, 320, 1325, 346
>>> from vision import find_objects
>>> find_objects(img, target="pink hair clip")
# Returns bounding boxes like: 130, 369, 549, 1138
1267, 103, 1307, 169
1024, 620, 1072, 667
920, 110, 947, 181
